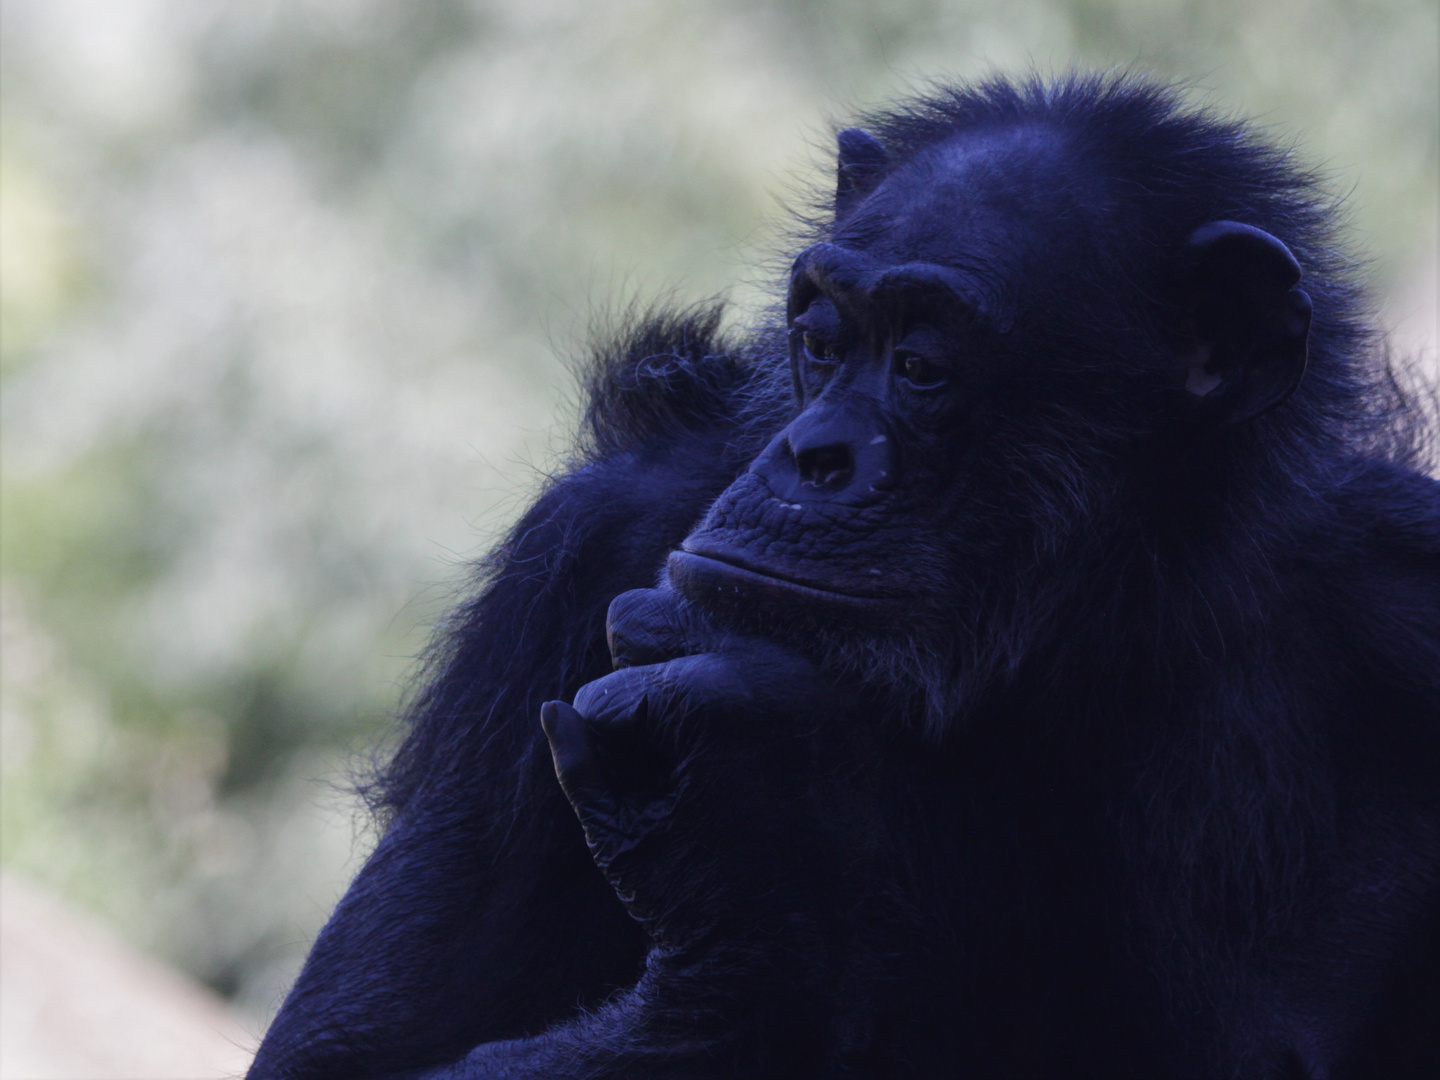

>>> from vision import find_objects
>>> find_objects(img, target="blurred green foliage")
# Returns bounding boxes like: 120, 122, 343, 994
1, 0, 1435, 1024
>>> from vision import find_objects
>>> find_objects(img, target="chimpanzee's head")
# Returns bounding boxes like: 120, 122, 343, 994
668, 83, 1317, 722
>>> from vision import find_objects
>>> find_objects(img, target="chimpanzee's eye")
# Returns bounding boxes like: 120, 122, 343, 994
803, 332, 838, 366
898, 352, 948, 390
892, 324, 952, 391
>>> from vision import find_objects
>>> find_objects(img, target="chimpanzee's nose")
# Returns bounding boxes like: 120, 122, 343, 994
750, 399, 896, 505
793, 441, 854, 490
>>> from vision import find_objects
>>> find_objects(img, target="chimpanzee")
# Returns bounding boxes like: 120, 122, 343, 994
247, 75, 1440, 1079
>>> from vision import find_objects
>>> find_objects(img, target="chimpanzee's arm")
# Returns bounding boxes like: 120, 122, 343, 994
395, 589, 875, 1079
248, 313, 773, 1080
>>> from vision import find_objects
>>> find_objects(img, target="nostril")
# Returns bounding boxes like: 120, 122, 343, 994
794, 443, 855, 489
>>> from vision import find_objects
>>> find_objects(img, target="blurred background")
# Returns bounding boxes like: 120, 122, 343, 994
1, 0, 1435, 1072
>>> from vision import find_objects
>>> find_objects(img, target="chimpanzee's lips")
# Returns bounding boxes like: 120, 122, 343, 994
667, 547, 909, 620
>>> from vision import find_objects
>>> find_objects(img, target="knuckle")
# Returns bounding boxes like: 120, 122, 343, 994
606, 588, 691, 667
573, 665, 664, 723
606, 588, 679, 639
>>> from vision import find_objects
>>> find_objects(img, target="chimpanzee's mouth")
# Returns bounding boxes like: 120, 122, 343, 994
667, 547, 909, 620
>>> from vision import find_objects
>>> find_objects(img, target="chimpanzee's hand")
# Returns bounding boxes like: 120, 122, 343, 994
540, 587, 861, 972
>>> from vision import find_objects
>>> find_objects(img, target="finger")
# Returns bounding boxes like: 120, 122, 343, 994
573, 664, 668, 725
540, 700, 608, 800
607, 588, 709, 669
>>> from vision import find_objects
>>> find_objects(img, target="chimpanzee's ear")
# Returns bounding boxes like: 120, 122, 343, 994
835, 128, 888, 217
1177, 221, 1313, 424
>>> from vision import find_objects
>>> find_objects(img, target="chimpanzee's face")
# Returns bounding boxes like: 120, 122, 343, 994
667, 123, 1311, 640
669, 130, 1095, 628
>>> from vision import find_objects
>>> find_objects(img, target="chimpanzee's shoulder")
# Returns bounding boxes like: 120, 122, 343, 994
1331, 458, 1440, 561
575, 304, 787, 465
1317, 458, 1440, 708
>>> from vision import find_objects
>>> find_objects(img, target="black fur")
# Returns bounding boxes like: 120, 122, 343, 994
248, 75, 1440, 1079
